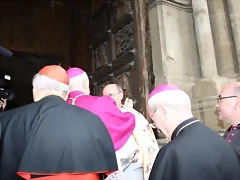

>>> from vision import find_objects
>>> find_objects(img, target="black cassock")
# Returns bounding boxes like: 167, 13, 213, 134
149, 117, 240, 180
223, 124, 240, 162
0, 95, 117, 180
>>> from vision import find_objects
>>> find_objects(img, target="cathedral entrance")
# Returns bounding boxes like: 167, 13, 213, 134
0, 0, 153, 115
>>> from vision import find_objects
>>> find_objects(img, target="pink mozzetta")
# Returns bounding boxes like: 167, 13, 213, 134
66, 67, 135, 151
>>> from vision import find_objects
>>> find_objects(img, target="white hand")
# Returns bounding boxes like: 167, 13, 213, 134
0, 98, 7, 109
124, 98, 133, 109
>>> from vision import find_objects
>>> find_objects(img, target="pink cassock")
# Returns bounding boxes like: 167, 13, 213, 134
67, 91, 136, 151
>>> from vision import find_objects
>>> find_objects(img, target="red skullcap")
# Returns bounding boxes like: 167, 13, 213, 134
38, 65, 69, 85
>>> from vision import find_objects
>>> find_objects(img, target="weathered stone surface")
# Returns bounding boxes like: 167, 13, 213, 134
192, 78, 222, 99
192, 0, 218, 78
208, 0, 237, 78
148, 0, 240, 133
227, 0, 240, 72
148, 0, 200, 89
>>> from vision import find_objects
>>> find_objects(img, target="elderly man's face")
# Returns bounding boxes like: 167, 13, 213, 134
148, 105, 167, 137
215, 86, 239, 124
103, 85, 123, 108
109, 92, 123, 107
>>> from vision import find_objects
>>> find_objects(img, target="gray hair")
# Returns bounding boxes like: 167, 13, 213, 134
148, 90, 191, 111
32, 73, 69, 96
68, 72, 89, 92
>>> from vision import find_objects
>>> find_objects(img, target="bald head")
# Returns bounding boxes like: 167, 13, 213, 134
216, 82, 240, 125
103, 84, 123, 108
223, 82, 240, 96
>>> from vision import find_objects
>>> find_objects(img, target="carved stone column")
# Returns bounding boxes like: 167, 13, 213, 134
226, 0, 240, 73
148, 0, 200, 94
191, 0, 230, 132
208, 0, 237, 78
192, 0, 218, 78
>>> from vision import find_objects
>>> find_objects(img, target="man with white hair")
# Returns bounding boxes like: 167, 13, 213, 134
0, 65, 118, 180
66, 67, 136, 180
147, 84, 240, 180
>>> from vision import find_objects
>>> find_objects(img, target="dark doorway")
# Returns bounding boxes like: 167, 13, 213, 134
0, 0, 153, 118
0, 52, 63, 110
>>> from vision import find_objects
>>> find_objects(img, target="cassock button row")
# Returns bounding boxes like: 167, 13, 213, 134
231, 133, 235, 136
234, 127, 237, 130
228, 139, 232, 142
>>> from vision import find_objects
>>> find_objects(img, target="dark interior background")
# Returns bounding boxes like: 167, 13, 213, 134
0, 0, 105, 110
0, 52, 62, 110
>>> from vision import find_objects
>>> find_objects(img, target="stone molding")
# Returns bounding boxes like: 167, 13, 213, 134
148, 0, 192, 12
191, 96, 218, 112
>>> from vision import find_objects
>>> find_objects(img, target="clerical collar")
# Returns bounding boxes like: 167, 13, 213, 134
171, 117, 200, 140
68, 91, 85, 98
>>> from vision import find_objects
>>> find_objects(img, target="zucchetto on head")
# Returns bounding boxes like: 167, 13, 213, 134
38, 65, 69, 85
66, 67, 86, 79
148, 84, 180, 100
148, 84, 190, 108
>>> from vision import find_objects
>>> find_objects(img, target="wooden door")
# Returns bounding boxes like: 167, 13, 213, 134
89, 0, 154, 116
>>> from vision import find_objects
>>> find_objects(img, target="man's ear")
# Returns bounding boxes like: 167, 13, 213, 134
159, 104, 167, 116
120, 93, 124, 100
147, 105, 155, 117
83, 80, 88, 89
235, 97, 240, 111
83, 80, 90, 95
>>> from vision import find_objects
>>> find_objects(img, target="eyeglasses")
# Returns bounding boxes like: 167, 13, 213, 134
217, 95, 237, 103
108, 91, 122, 97
148, 108, 158, 129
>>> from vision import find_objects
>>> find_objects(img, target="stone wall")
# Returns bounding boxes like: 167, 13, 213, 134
148, 0, 240, 132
